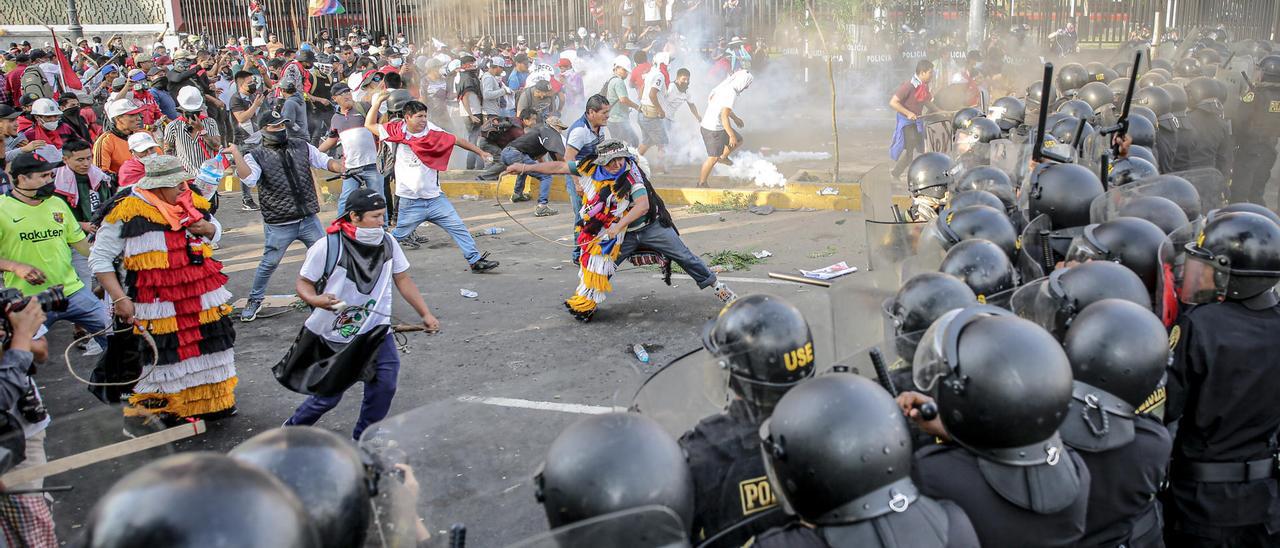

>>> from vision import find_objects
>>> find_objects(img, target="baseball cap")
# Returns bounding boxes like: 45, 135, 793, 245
128, 68, 146, 82
128, 132, 160, 153
533, 80, 552, 92
261, 110, 291, 127
341, 187, 387, 216
31, 98, 59, 117
612, 55, 634, 72
0, 105, 19, 120
557, 58, 573, 69
329, 82, 351, 96
9, 151, 61, 176
107, 99, 145, 119
489, 56, 507, 68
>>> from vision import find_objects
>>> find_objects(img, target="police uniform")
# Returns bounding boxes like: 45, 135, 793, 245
1182, 101, 1234, 175
1069, 415, 1172, 547
912, 443, 1091, 548
1230, 82, 1280, 204
679, 400, 792, 545
751, 496, 981, 548
1154, 117, 1181, 173
1170, 112, 1199, 172
1164, 298, 1280, 546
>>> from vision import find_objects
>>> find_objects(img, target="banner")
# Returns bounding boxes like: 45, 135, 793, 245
308, 0, 346, 16
49, 29, 84, 91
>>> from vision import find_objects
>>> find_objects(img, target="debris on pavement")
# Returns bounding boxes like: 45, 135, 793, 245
818, 187, 839, 196
460, 288, 479, 298
752, 250, 773, 259
800, 261, 858, 281
748, 205, 776, 215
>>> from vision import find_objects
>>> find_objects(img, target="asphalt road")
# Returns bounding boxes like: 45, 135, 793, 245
34, 191, 882, 545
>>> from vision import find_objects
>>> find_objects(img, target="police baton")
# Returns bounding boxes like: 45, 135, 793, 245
869, 348, 937, 421
1098, 51, 1143, 157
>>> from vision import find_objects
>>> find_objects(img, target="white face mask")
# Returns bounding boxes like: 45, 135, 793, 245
41, 121, 58, 130
390, 58, 404, 67
355, 226, 384, 246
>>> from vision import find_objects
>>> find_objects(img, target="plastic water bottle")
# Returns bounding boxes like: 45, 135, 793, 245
480, 227, 505, 235
632, 344, 650, 364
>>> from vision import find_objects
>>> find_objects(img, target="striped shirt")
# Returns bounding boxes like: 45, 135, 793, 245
162, 115, 222, 173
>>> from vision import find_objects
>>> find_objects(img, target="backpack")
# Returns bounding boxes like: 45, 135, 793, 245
314, 232, 343, 294
20, 66, 51, 101
479, 116, 516, 141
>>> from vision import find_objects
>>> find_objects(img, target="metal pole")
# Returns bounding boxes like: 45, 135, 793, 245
967, 0, 986, 51
66, 0, 84, 39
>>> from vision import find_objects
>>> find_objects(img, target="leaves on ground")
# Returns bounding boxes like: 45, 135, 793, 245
688, 191, 753, 213
807, 245, 838, 259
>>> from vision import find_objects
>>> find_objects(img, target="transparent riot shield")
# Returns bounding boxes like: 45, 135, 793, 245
1017, 214, 1055, 282
629, 348, 731, 438
1167, 168, 1229, 218
1088, 175, 1221, 246
507, 506, 690, 548
989, 137, 1032, 187
859, 162, 904, 223
864, 220, 933, 281
359, 400, 589, 547
922, 112, 954, 155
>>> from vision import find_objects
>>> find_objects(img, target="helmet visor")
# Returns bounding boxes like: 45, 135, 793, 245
1009, 277, 1064, 334
911, 308, 963, 393
1063, 225, 1110, 265
758, 418, 799, 517
1177, 248, 1229, 304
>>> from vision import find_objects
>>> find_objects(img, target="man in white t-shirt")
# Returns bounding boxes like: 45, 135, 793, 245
698, 70, 753, 188
365, 91, 499, 271
665, 68, 701, 123
284, 188, 440, 439
318, 82, 382, 218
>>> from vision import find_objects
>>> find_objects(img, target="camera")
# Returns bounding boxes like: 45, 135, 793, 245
0, 285, 68, 347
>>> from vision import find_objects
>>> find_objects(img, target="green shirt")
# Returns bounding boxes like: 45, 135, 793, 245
606, 77, 631, 123
0, 194, 87, 295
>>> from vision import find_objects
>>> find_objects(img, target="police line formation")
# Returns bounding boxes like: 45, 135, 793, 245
9, 30, 1280, 548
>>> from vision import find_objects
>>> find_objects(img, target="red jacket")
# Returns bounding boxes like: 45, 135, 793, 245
6, 64, 26, 106
130, 90, 163, 127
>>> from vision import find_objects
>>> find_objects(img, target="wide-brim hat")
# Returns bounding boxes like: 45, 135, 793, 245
136, 155, 193, 190
595, 139, 633, 164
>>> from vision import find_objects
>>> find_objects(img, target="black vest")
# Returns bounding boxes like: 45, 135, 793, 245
248, 138, 320, 225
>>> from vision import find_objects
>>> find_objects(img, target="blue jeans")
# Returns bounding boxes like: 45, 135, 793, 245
503, 147, 552, 204
45, 286, 110, 348
618, 222, 718, 289
391, 195, 481, 264
285, 334, 398, 440
249, 215, 324, 301
336, 163, 385, 220
568, 177, 584, 225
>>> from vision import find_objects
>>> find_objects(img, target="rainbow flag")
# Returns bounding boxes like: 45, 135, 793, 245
308, 0, 345, 16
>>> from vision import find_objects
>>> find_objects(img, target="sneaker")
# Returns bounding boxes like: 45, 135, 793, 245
713, 282, 738, 304
397, 237, 421, 250
511, 192, 532, 203
82, 339, 105, 357
534, 203, 559, 217
717, 155, 735, 166
241, 196, 260, 211
240, 298, 263, 322
470, 252, 499, 272
411, 229, 430, 244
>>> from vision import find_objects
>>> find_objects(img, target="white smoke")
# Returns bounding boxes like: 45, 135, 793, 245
712, 151, 788, 188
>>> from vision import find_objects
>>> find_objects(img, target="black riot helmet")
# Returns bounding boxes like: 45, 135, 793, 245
1118, 195, 1190, 235
760, 374, 918, 525
1085, 62, 1118, 84
1026, 163, 1105, 229
1112, 62, 1133, 77
952, 107, 985, 131
536, 413, 694, 529
1130, 105, 1158, 127
1178, 212, 1280, 302
1136, 71, 1168, 89
1011, 261, 1152, 339
83, 453, 320, 548
963, 117, 1002, 144
1065, 217, 1173, 294
703, 294, 815, 419
1108, 77, 1131, 106
939, 239, 1016, 301
1126, 114, 1157, 148
1175, 57, 1202, 78
1056, 99, 1094, 121
1077, 82, 1115, 111
912, 307, 1073, 466
1133, 86, 1172, 118
949, 189, 1005, 211
1186, 76, 1225, 107
988, 96, 1026, 131
228, 427, 371, 548
888, 272, 979, 337
1128, 145, 1158, 167
932, 205, 1018, 259
1049, 115, 1093, 149
1192, 48, 1222, 67
1063, 299, 1168, 410
1139, 174, 1202, 222
1057, 63, 1090, 93
954, 166, 1015, 211
385, 88, 413, 114
1025, 80, 1045, 108
1160, 83, 1189, 113
1208, 202, 1280, 226
1260, 55, 1280, 80
1149, 67, 1174, 81
1106, 156, 1159, 188
1150, 58, 1175, 73
908, 152, 958, 199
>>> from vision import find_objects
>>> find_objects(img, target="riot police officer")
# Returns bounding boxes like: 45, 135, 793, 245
1230, 55, 1280, 204
1064, 217, 1174, 302
1164, 211, 1280, 546
752, 374, 980, 548
1011, 260, 1153, 339
939, 239, 1017, 304
81, 453, 321, 547
907, 152, 959, 221
1183, 76, 1235, 174
883, 272, 978, 385
902, 306, 1091, 547
678, 294, 813, 545
1134, 86, 1181, 172
537, 412, 695, 544
948, 189, 1005, 211
1060, 299, 1173, 547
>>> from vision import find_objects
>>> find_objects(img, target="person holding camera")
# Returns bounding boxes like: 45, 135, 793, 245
0, 298, 57, 547
0, 151, 111, 351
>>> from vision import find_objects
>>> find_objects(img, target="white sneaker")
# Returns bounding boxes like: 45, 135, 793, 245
82, 339, 105, 357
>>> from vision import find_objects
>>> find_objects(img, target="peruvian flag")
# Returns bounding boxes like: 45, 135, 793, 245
49, 28, 84, 91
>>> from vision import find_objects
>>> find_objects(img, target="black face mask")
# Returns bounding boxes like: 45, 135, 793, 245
63, 107, 81, 117
262, 129, 287, 146
17, 182, 55, 199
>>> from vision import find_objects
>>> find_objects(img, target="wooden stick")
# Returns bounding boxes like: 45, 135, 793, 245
1, 420, 207, 486
767, 272, 832, 287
